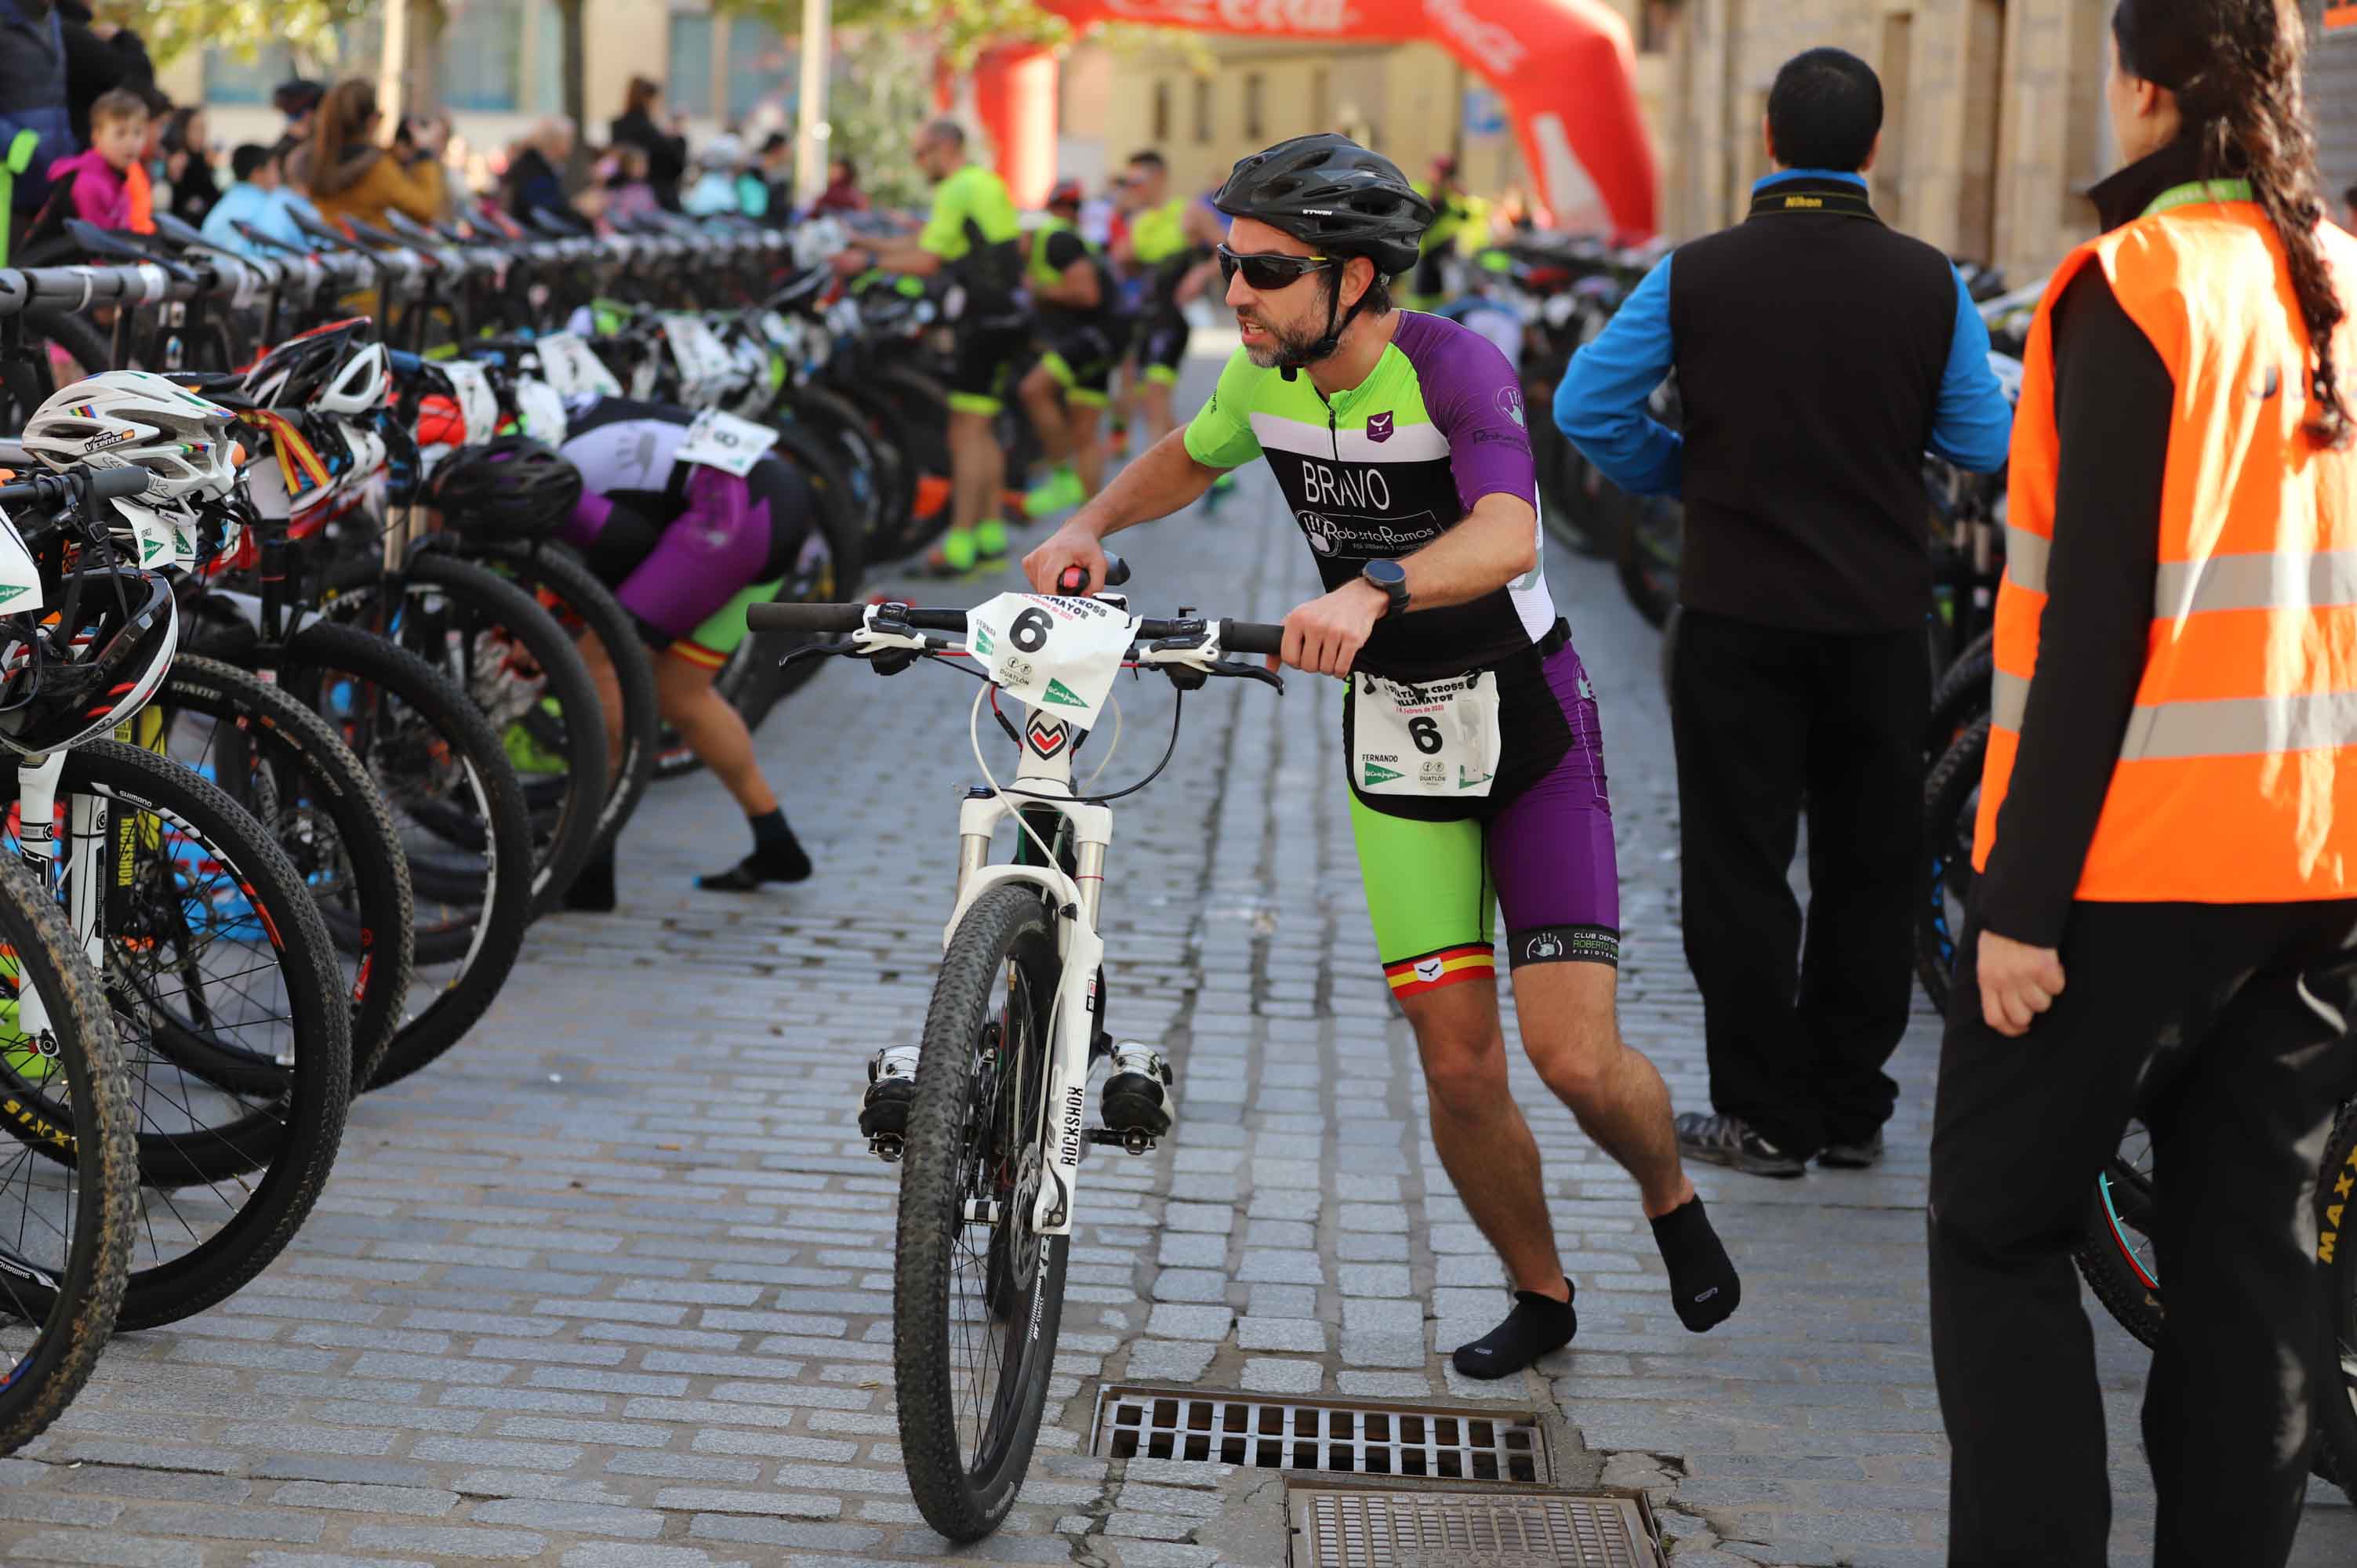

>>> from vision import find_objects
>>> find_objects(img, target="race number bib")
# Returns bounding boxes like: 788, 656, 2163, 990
964, 593, 1139, 730
0, 509, 39, 612
674, 409, 779, 477
441, 360, 499, 443
111, 497, 182, 569
1350, 670, 1502, 799
533, 332, 623, 399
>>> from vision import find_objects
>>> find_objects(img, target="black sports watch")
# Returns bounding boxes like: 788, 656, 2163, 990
1361, 558, 1410, 618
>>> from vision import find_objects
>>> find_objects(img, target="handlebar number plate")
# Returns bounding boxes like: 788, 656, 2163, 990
533, 332, 623, 400
965, 593, 1139, 730
0, 510, 40, 613
674, 409, 779, 478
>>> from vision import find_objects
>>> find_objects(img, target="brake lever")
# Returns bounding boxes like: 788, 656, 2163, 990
1213, 658, 1284, 693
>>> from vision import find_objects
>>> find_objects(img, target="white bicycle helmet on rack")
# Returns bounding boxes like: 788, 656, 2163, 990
242, 318, 391, 416
20, 371, 245, 503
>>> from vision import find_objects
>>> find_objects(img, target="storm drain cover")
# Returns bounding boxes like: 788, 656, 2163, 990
1091, 1386, 1549, 1483
1287, 1486, 1662, 1568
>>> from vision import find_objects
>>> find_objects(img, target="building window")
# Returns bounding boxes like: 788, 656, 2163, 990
727, 17, 794, 122
443, 0, 525, 112
1153, 79, 1171, 143
1244, 73, 1263, 139
203, 44, 297, 107
1193, 76, 1212, 143
668, 14, 715, 118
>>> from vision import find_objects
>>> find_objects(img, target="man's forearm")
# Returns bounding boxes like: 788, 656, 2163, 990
869, 245, 940, 276
1393, 500, 1538, 611
1070, 430, 1220, 539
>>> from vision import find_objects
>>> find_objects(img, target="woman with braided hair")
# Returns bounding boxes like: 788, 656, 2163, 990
1928, 2, 2356, 1562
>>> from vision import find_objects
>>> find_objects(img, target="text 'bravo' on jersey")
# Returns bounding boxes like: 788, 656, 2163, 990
1182, 311, 1553, 684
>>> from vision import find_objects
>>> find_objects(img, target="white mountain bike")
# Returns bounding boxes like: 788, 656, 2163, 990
749, 562, 1284, 1541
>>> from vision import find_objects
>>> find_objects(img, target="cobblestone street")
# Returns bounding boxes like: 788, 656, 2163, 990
3, 349, 2352, 1568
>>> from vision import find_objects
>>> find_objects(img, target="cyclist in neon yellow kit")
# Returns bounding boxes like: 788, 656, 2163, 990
1027, 134, 1745, 1379
833, 119, 1026, 575
1110, 150, 1224, 449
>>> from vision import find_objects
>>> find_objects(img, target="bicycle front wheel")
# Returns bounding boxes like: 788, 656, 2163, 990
895, 884, 1069, 1542
0, 857, 136, 1454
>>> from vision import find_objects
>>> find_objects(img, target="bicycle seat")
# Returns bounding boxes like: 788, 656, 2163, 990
290, 209, 360, 252
64, 219, 198, 281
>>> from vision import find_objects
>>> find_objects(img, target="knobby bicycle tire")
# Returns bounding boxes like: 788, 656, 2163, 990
318, 554, 607, 914
1926, 629, 1995, 757
815, 379, 918, 549
276, 620, 533, 1091
0, 740, 351, 1331
895, 884, 1069, 1542
872, 365, 954, 559
2072, 1120, 2165, 1352
2316, 1102, 2355, 1504
0, 858, 136, 1454
781, 386, 889, 548
1916, 718, 1988, 1016
158, 656, 416, 1090
468, 543, 659, 861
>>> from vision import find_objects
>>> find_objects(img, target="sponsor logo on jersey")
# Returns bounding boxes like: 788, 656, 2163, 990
1495, 384, 1526, 428
1415, 958, 1444, 982
1525, 932, 1563, 961
1298, 511, 1335, 554
1366, 411, 1393, 443
1301, 459, 1392, 512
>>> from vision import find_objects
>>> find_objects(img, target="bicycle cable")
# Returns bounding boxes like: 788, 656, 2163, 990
966, 678, 1189, 870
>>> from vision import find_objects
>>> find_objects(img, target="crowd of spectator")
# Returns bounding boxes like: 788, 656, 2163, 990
0, 11, 855, 266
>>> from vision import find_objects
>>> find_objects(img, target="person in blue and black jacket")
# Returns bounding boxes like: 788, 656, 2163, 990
1555, 45, 2014, 1181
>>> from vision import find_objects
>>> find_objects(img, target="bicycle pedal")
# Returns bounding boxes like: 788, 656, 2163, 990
1087, 1126, 1158, 1156
868, 1133, 905, 1163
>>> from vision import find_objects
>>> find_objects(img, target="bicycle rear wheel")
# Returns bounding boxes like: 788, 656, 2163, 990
2316, 1102, 2355, 1504
0, 858, 136, 1454
155, 656, 416, 1090
276, 621, 533, 1091
1916, 718, 1987, 1016
0, 741, 352, 1330
2072, 1118, 2165, 1349
895, 884, 1068, 1542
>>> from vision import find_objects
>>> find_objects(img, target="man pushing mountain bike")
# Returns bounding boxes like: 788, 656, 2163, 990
1019, 134, 1744, 1374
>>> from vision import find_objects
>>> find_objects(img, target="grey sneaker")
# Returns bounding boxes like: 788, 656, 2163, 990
1675, 1111, 1807, 1178
1818, 1131, 1886, 1170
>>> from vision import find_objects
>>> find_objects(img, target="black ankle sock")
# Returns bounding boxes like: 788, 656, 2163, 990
749, 808, 793, 851
1652, 1196, 1741, 1333
563, 846, 616, 913
1450, 1286, 1576, 1380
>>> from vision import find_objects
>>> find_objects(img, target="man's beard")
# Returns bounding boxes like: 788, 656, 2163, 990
1240, 312, 1329, 368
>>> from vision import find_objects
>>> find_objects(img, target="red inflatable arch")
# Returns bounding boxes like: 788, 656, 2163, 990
971, 0, 1656, 237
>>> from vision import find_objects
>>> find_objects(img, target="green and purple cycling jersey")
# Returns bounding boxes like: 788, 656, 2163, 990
1182, 310, 1619, 991
556, 397, 819, 668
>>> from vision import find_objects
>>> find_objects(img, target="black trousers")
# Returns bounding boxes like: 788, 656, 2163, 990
1669, 609, 1927, 1157
1930, 900, 2357, 1567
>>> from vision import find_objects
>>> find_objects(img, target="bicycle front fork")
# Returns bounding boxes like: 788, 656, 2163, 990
9, 753, 105, 1051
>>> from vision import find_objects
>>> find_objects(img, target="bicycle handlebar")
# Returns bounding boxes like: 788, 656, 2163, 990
746, 599, 1286, 657
0, 464, 154, 509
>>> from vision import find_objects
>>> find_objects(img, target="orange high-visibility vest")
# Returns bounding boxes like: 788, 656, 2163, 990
125, 160, 153, 234
1974, 187, 2357, 902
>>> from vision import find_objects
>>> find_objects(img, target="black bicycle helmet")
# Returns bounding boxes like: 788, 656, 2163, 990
427, 434, 583, 542
1211, 133, 1435, 278
0, 569, 178, 757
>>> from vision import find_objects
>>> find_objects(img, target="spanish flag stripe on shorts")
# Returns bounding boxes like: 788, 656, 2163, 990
1383, 943, 1494, 997
669, 639, 729, 672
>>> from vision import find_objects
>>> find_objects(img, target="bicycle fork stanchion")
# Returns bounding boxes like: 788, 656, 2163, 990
7, 752, 102, 1052
942, 720, 1117, 1238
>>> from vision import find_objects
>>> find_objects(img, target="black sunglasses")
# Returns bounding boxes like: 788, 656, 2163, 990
1216, 244, 1335, 292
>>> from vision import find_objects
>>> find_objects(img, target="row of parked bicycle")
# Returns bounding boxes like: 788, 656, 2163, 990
1493, 240, 2355, 1500
0, 209, 970, 1453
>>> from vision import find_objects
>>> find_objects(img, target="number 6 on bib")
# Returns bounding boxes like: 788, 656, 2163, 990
1352, 670, 1502, 797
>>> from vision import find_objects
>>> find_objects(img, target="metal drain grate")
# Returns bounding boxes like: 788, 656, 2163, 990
1091, 1386, 1550, 1483
1288, 1486, 1661, 1568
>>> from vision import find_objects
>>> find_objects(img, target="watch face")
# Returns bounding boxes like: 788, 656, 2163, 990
1365, 560, 1406, 586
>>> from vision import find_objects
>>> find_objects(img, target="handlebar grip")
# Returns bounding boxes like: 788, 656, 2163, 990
89, 466, 156, 501
745, 601, 868, 634
1216, 621, 1284, 657
1056, 552, 1131, 594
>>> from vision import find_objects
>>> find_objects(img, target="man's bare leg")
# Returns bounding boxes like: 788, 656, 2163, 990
1406, 979, 1571, 1301
1512, 960, 1741, 1335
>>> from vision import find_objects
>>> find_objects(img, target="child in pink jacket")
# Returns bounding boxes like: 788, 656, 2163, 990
48, 89, 150, 229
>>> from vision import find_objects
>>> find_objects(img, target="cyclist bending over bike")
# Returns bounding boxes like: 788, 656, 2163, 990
536, 399, 817, 906
1018, 178, 1125, 520
1027, 135, 1744, 1376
